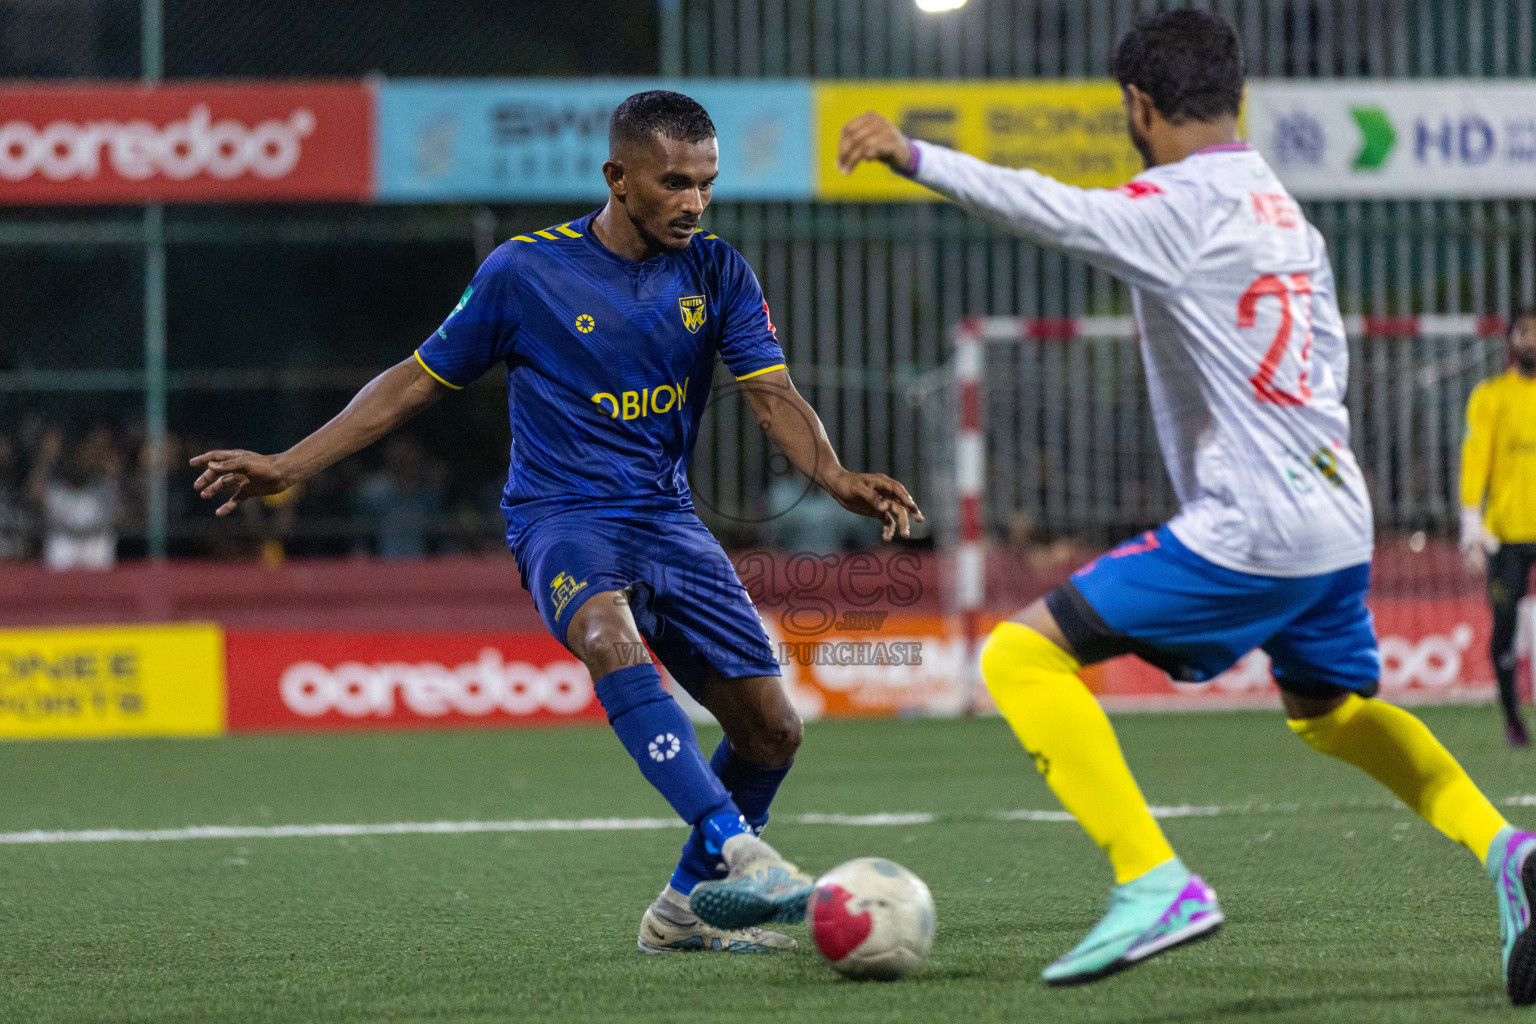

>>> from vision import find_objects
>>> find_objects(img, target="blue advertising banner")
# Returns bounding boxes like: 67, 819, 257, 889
376, 79, 812, 202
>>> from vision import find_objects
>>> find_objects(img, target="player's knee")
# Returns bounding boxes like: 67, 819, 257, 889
573, 614, 643, 677
742, 707, 803, 766
980, 622, 1075, 697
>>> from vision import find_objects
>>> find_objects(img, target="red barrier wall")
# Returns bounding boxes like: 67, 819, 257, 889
0, 540, 1476, 633
0, 555, 543, 632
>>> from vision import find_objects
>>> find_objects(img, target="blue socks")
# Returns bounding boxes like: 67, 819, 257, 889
592, 664, 747, 835
670, 738, 794, 894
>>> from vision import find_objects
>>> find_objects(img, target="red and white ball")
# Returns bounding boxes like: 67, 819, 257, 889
809, 857, 935, 980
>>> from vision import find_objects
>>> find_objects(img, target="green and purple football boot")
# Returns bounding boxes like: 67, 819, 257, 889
1488, 826, 1536, 1006
1043, 858, 1223, 986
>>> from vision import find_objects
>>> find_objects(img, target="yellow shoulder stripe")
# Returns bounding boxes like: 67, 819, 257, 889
414, 349, 463, 390
735, 363, 786, 382
512, 224, 582, 244
703, 234, 719, 240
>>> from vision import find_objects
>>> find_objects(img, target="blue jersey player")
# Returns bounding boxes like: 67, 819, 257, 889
191, 91, 922, 954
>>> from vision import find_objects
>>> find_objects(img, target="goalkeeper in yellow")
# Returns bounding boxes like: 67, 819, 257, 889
1461, 307, 1536, 748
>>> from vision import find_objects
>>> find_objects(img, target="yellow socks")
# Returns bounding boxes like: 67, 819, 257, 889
981, 622, 1176, 883
982, 620, 1508, 877
1288, 694, 1509, 863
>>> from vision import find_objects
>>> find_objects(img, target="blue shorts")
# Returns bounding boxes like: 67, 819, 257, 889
510, 507, 780, 698
1045, 526, 1380, 698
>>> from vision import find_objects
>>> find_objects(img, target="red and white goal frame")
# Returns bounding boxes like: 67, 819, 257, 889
950, 312, 1511, 711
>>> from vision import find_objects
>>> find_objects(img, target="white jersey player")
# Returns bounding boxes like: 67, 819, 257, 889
906, 137, 1373, 577
842, 8, 1536, 1003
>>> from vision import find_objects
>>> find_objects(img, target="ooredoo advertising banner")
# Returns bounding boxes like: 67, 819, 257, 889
1246, 81, 1536, 198
223, 630, 604, 732
0, 623, 225, 739
0, 81, 373, 204
375, 79, 812, 202
0, 597, 1509, 741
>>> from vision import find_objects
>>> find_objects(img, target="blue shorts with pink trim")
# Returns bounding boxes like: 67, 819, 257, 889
1044, 525, 1380, 698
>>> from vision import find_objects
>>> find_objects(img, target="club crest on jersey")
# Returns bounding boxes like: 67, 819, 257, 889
679, 295, 707, 334
550, 571, 589, 618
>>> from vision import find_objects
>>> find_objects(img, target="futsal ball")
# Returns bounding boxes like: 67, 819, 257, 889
809, 857, 935, 980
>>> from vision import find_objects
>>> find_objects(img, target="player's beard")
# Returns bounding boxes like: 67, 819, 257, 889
1127, 118, 1155, 169
1514, 349, 1536, 373
629, 205, 697, 255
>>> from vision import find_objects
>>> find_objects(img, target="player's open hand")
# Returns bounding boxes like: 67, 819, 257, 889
189, 449, 292, 516
837, 112, 915, 176
826, 471, 923, 542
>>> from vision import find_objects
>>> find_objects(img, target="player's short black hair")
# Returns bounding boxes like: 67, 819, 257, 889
1512, 306, 1536, 333
1112, 9, 1244, 124
609, 90, 717, 153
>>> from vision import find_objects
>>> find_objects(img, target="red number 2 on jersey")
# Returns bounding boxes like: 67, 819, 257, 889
1239, 272, 1313, 406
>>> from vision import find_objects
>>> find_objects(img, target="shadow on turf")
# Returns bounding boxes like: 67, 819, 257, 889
1122, 986, 1497, 1023
759, 965, 990, 986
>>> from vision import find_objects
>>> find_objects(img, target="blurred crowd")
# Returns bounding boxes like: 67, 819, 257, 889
0, 418, 896, 571
0, 416, 508, 570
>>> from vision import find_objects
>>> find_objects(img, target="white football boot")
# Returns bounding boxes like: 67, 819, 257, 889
638, 887, 796, 954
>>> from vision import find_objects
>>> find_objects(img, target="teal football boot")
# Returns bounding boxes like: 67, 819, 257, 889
689, 836, 814, 930
1043, 858, 1223, 986
1488, 826, 1536, 1005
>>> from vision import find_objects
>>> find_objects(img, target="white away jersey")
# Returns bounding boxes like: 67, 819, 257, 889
911, 139, 1373, 577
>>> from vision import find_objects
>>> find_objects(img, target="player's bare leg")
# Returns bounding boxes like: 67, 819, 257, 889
641, 672, 803, 952
566, 592, 809, 949
1283, 689, 1536, 1003
681, 670, 815, 930
981, 600, 1222, 985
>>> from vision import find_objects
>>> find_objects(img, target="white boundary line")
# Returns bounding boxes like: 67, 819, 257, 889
2, 797, 1533, 846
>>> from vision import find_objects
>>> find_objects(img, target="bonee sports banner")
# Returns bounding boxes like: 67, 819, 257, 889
815, 81, 1142, 201
0, 623, 224, 739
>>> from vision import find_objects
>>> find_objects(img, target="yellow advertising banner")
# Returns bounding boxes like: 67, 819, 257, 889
816, 80, 1142, 201
0, 623, 225, 739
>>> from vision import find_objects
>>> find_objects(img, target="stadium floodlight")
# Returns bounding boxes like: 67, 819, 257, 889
915, 0, 968, 12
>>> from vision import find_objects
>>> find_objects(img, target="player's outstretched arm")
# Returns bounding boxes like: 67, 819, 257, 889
838, 112, 1197, 291
190, 355, 446, 516
738, 368, 922, 542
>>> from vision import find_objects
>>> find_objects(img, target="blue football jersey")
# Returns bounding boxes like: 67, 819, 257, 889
414, 210, 786, 541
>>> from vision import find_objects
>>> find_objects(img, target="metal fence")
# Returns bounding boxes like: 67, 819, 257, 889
1, 0, 1533, 563
670, 0, 1535, 78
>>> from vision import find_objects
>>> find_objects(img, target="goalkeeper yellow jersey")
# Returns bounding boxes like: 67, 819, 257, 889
1461, 370, 1536, 543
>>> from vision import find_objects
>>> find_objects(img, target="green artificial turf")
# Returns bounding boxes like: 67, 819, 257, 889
1, 707, 1532, 1023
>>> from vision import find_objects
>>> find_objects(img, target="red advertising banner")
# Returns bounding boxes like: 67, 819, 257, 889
224, 630, 603, 732
0, 81, 372, 204
220, 598, 1508, 733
